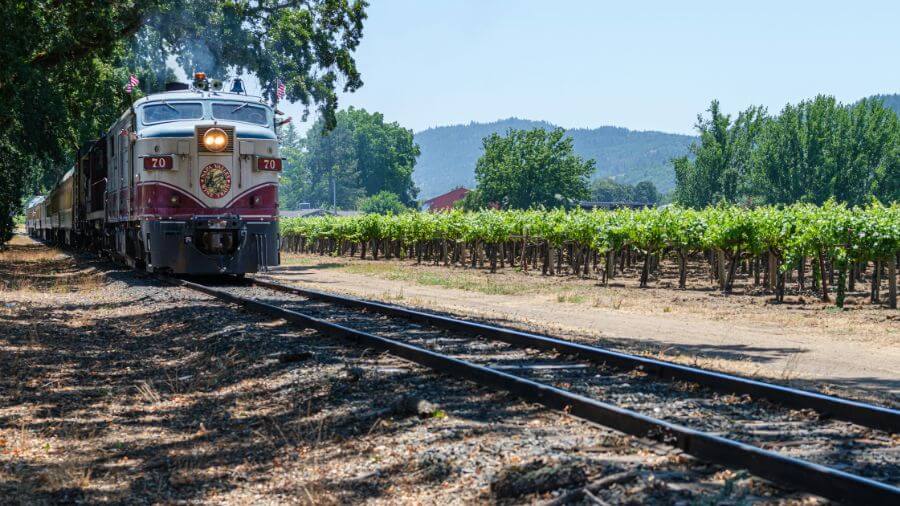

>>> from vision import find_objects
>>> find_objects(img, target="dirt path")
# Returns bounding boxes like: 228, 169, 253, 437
266, 255, 899, 404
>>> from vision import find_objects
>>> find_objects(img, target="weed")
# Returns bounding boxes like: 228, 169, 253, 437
136, 380, 161, 404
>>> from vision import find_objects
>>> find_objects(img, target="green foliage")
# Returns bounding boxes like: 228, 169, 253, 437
633, 181, 660, 204
869, 94, 900, 116
413, 118, 695, 198
298, 107, 420, 209
675, 96, 900, 208
358, 191, 408, 215
475, 128, 594, 209
282, 204, 900, 271
456, 189, 486, 211
590, 178, 659, 204
279, 123, 309, 210
1, 0, 368, 244
590, 178, 632, 202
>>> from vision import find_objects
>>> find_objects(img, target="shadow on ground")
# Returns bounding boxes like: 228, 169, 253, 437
0, 250, 553, 504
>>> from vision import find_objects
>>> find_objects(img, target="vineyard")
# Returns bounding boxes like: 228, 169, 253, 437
280, 203, 900, 309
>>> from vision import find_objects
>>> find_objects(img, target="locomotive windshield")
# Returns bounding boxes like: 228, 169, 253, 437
143, 102, 203, 124
212, 103, 269, 126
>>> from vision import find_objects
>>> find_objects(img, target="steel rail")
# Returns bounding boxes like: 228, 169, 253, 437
248, 276, 900, 433
175, 277, 899, 505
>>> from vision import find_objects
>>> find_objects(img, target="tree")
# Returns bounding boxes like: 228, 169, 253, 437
279, 123, 310, 210
676, 96, 899, 208
632, 181, 660, 204
302, 107, 420, 208
457, 189, 486, 210
475, 128, 594, 209
358, 191, 408, 214
590, 178, 659, 205
673, 101, 766, 208
590, 178, 633, 202
0, 0, 368, 244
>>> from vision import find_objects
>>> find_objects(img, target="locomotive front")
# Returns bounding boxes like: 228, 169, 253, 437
132, 80, 281, 274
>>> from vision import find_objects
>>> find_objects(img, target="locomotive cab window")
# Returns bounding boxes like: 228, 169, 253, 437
142, 102, 203, 124
212, 103, 269, 125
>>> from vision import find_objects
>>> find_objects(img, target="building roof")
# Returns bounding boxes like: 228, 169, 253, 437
422, 187, 470, 211
578, 201, 655, 210
281, 209, 361, 218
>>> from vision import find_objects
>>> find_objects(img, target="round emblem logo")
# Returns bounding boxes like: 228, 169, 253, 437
199, 163, 231, 199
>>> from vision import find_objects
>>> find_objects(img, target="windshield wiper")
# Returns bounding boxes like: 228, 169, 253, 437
231, 103, 248, 113
161, 101, 178, 112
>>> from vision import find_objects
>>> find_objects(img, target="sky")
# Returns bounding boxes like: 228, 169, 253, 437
275, 0, 900, 135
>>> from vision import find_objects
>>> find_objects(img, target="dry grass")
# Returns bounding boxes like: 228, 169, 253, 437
0, 236, 106, 293
342, 262, 534, 296
281, 252, 899, 347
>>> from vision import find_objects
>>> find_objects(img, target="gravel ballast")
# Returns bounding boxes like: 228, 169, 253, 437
0, 237, 855, 503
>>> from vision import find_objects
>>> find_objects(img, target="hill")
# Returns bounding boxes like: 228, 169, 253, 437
413, 118, 695, 198
870, 93, 900, 115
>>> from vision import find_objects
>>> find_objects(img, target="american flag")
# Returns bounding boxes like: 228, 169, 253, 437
124, 74, 139, 94
276, 79, 286, 100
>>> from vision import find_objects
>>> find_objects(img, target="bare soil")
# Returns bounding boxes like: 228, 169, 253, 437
1, 235, 823, 504
269, 253, 899, 405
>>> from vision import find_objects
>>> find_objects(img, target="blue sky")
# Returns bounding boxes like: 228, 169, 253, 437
278, 0, 900, 135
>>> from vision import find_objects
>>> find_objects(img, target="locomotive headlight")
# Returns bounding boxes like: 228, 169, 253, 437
169, 195, 180, 206
203, 128, 228, 152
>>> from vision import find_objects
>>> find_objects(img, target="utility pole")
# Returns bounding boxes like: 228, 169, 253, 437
331, 171, 337, 209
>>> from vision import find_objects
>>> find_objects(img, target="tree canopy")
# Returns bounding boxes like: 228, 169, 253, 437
287, 107, 420, 209
357, 191, 408, 215
0, 0, 368, 244
674, 96, 899, 208
474, 128, 594, 209
590, 178, 659, 204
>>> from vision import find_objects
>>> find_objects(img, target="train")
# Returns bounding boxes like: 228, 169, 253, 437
26, 74, 282, 275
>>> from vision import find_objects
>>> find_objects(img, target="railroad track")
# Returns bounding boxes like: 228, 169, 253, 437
167, 275, 900, 504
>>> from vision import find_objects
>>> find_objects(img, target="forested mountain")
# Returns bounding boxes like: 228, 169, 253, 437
413, 118, 695, 198
870, 94, 900, 115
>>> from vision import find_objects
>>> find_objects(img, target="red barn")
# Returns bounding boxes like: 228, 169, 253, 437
421, 187, 470, 212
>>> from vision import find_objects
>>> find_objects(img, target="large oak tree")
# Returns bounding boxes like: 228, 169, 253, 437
0, 0, 368, 244
475, 128, 594, 209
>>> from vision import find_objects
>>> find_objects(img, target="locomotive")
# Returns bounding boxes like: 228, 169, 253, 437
26, 74, 282, 275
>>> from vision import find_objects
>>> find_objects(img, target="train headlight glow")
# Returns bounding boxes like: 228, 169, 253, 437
203, 128, 228, 152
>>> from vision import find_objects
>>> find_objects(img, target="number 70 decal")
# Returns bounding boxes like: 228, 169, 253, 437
143, 156, 173, 170
257, 158, 283, 171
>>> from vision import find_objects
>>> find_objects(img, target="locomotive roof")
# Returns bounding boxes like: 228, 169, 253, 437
134, 90, 270, 107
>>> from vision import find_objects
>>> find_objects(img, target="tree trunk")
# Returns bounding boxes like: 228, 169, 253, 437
542, 242, 550, 275
887, 257, 897, 309
776, 268, 786, 303
871, 260, 881, 303
678, 249, 687, 289
607, 250, 616, 281
520, 237, 528, 272
753, 256, 761, 286
640, 252, 651, 288
716, 249, 726, 291
767, 251, 777, 291
818, 251, 829, 302
836, 264, 847, 309
725, 252, 740, 292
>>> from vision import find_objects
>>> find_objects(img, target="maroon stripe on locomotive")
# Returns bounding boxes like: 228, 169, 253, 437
134, 182, 277, 221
